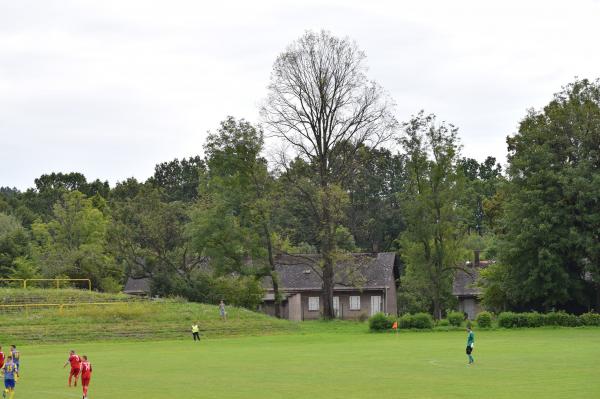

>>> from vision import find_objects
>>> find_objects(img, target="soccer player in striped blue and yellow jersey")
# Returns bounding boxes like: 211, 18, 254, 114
2, 355, 18, 399
8, 347, 18, 375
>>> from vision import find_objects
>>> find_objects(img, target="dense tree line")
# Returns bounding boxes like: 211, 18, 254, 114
1, 31, 598, 316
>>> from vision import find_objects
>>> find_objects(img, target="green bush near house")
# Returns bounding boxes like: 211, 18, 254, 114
475, 311, 492, 328
398, 313, 414, 329
545, 311, 580, 327
368, 312, 394, 331
447, 311, 465, 327
436, 318, 450, 327
524, 312, 545, 327
498, 312, 518, 328
412, 312, 434, 329
580, 312, 600, 326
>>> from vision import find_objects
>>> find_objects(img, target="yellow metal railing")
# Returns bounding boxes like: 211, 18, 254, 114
0, 278, 92, 290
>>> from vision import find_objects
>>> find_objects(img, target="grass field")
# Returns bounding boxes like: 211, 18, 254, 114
0, 289, 296, 342
14, 327, 600, 398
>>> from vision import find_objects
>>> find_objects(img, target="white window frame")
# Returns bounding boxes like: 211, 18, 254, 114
333, 296, 340, 317
370, 295, 382, 316
349, 295, 361, 311
308, 296, 320, 311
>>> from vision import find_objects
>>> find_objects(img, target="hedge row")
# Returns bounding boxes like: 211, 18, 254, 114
369, 310, 600, 331
497, 311, 600, 328
369, 312, 434, 331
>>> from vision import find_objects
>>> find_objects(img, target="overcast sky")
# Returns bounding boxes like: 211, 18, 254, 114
1, 0, 599, 190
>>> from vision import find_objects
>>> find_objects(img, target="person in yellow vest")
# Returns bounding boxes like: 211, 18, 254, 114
191, 322, 200, 341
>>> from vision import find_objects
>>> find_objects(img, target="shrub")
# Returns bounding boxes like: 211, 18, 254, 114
358, 312, 369, 322
412, 313, 434, 329
447, 311, 465, 327
524, 312, 544, 327
545, 311, 580, 327
398, 314, 413, 329
475, 311, 492, 328
498, 312, 517, 328
580, 312, 600, 326
437, 318, 450, 327
369, 312, 394, 331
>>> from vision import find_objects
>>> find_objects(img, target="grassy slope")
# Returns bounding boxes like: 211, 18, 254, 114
17, 328, 600, 398
0, 289, 296, 342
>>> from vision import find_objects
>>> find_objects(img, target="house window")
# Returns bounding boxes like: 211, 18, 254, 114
308, 296, 320, 311
349, 296, 361, 310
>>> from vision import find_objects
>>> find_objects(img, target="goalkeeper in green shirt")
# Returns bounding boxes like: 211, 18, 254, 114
466, 326, 475, 364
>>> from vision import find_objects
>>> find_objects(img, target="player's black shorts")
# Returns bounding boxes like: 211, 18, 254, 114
466, 345, 473, 355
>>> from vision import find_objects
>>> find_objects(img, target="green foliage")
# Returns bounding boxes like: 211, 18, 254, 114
398, 312, 433, 329
30, 191, 121, 290
475, 311, 492, 328
411, 313, 434, 329
499, 79, 600, 311
436, 318, 449, 327
498, 311, 583, 328
147, 156, 205, 202
397, 289, 431, 315
579, 312, 600, 326
368, 312, 395, 331
191, 117, 275, 277
178, 273, 264, 310
343, 146, 405, 252
497, 312, 518, 328
458, 156, 504, 235
545, 311, 580, 327
335, 226, 358, 252
10, 256, 40, 279
524, 312, 545, 328
398, 313, 413, 329
447, 311, 465, 327
397, 112, 468, 319
109, 186, 201, 291
479, 262, 511, 313
0, 213, 32, 277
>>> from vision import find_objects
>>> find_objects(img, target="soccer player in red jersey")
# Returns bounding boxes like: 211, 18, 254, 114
63, 350, 81, 387
80, 355, 92, 399
0, 346, 4, 369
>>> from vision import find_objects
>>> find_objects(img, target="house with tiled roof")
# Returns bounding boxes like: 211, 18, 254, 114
261, 252, 401, 320
452, 251, 492, 319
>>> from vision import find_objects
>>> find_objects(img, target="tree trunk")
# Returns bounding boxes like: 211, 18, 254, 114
262, 220, 281, 318
433, 296, 442, 320
320, 186, 336, 320
271, 271, 282, 318
595, 283, 600, 313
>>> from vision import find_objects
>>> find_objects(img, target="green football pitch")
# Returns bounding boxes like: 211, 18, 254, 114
14, 328, 600, 398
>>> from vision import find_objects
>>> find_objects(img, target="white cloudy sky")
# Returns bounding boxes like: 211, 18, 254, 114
1, 0, 599, 189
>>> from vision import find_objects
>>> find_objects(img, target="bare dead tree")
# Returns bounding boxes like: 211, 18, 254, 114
261, 30, 397, 319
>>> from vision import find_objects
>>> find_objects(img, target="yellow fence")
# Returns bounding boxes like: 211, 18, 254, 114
0, 278, 92, 290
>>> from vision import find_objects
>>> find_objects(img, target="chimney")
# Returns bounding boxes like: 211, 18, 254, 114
473, 250, 480, 267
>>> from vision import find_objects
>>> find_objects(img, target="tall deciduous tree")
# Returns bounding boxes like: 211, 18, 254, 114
109, 186, 203, 289
0, 213, 32, 278
397, 112, 467, 319
147, 156, 205, 202
261, 31, 397, 318
30, 191, 121, 291
189, 117, 283, 315
495, 79, 600, 311
458, 156, 503, 236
